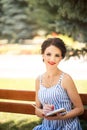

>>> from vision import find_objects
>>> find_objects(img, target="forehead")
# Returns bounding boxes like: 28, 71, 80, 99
44, 45, 61, 54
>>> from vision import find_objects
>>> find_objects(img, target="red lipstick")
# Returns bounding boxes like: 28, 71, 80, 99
48, 61, 56, 65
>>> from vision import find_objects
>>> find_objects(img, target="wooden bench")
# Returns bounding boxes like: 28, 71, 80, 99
0, 89, 87, 120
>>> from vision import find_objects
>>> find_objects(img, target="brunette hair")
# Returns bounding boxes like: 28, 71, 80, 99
41, 38, 66, 58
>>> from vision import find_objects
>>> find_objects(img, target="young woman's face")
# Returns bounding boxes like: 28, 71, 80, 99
43, 45, 62, 67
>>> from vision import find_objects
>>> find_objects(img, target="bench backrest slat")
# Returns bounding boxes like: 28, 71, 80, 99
0, 89, 35, 101
0, 89, 87, 120
80, 94, 87, 105
0, 102, 35, 114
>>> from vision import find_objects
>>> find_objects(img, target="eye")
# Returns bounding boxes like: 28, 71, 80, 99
55, 54, 61, 57
46, 53, 51, 56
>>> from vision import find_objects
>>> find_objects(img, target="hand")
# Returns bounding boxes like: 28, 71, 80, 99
44, 112, 66, 120
43, 104, 54, 115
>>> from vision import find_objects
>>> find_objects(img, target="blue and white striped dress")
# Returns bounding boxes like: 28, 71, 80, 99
33, 73, 82, 130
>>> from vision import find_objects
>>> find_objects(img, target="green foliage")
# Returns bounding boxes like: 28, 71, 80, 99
0, 0, 87, 43
65, 46, 87, 60
30, 0, 87, 42
0, 0, 38, 42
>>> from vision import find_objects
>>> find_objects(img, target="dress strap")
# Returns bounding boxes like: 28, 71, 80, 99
39, 75, 42, 85
58, 72, 65, 85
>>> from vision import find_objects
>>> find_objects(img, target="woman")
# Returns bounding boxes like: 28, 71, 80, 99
33, 38, 84, 130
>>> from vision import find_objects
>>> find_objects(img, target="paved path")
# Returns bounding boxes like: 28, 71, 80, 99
0, 55, 87, 80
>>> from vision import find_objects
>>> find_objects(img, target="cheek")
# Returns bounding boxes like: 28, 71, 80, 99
43, 55, 49, 61
44, 57, 48, 63
56, 58, 62, 63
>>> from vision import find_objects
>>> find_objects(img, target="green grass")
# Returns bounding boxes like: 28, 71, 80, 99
0, 78, 87, 93
0, 78, 35, 90
0, 78, 87, 130
0, 113, 41, 130
74, 80, 87, 93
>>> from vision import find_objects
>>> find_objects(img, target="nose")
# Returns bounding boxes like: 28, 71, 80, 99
50, 56, 55, 62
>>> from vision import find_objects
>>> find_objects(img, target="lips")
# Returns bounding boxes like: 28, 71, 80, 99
48, 61, 56, 65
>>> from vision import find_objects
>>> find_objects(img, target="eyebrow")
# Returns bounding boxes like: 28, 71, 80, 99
46, 52, 61, 57
55, 54, 61, 57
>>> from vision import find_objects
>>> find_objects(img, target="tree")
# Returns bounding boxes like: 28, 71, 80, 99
29, 0, 87, 43
0, 0, 87, 43
0, 0, 38, 42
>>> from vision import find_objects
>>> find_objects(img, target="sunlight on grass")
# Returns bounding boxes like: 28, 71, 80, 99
0, 112, 41, 130
0, 78, 35, 90
0, 78, 87, 93
75, 80, 87, 93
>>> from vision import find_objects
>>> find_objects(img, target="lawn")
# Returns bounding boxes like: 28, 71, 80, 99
0, 78, 87, 130
0, 78, 35, 90
0, 78, 87, 93
0, 113, 41, 130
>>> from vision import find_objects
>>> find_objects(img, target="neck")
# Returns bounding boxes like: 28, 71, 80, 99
46, 68, 60, 77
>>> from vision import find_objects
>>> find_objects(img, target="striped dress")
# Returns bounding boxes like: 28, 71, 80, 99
33, 73, 82, 130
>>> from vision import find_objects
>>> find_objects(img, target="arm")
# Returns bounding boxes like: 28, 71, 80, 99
35, 77, 44, 118
62, 74, 84, 119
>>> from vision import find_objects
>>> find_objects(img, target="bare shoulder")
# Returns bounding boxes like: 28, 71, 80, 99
62, 73, 76, 90
35, 76, 40, 83
63, 73, 73, 80
35, 76, 40, 91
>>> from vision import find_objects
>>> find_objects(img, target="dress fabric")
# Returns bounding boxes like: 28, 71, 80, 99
33, 73, 82, 130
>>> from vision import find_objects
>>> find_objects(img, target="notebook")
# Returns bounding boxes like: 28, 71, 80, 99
31, 104, 67, 116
